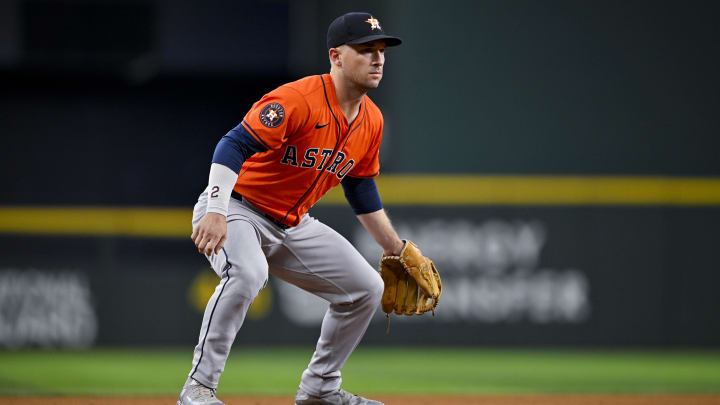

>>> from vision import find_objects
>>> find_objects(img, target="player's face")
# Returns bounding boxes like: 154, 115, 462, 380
342, 40, 386, 90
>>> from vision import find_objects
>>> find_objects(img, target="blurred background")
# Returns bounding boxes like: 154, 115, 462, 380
1, 0, 720, 354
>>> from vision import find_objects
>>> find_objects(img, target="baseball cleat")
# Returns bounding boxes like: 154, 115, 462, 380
295, 387, 383, 405
177, 378, 224, 405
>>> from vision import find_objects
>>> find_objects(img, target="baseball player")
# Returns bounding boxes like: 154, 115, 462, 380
177, 12, 436, 405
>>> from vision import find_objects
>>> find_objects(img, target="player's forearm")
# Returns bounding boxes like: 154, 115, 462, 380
356, 209, 404, 256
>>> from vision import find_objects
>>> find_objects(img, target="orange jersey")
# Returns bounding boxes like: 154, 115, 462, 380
234, 74, 383, 227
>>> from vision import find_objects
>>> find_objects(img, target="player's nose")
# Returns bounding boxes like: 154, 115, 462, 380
372, 50, 384, 65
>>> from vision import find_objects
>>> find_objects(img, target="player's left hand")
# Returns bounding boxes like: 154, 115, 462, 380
191, 212, 228, 256
379, 240, 442, 316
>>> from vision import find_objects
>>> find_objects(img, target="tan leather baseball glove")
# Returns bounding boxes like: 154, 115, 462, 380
379, 240, 442, 316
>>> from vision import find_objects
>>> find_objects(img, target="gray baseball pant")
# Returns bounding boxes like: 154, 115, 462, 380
188, 192, 383, 396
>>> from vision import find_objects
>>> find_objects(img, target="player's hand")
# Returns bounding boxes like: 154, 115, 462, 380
191, 212, 228, 256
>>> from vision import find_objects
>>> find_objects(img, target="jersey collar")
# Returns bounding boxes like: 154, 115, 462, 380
322, 73, 365, 129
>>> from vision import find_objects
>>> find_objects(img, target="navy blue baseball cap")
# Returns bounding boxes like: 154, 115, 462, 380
327, 12, 402, 49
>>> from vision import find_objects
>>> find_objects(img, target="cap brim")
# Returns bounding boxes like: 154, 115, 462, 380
345, 34, 402, 47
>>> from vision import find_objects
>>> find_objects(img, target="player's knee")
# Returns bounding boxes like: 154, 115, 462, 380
230, 264, 268, 298
367, 271, 384, 304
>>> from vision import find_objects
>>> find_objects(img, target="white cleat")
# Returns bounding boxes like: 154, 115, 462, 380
177, 378, 224, 405
295, 387, 383, 405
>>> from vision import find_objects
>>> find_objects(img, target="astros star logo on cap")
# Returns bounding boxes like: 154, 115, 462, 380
365, 16, 381, 30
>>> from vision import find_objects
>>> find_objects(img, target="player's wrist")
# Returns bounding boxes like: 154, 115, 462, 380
205, 163, 238, 216
205, 207, 228, 217
383, 239, 405, 256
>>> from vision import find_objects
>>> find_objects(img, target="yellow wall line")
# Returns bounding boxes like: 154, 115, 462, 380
0, 207, 191, 238
327, 175, 720, 205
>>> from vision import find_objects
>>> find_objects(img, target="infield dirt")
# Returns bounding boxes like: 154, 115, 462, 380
1, 395, 720, 405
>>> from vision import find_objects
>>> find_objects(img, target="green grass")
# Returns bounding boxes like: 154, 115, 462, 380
1, 347, 719, 396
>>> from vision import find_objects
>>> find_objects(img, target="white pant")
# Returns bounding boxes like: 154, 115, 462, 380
188, 192, 383, 396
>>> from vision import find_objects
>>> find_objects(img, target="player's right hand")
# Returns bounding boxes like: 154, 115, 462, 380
191, 212, 228, 256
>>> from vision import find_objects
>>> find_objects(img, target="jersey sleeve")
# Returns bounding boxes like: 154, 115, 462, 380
240, 86, 310, 151
348, 116, 383, 178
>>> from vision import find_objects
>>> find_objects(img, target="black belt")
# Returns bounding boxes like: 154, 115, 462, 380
231, 191, 290, 230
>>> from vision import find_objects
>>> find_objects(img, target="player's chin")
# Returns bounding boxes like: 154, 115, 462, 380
365, 76, 382, 88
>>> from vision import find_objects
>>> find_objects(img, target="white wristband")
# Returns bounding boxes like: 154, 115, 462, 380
205, 163, 239, 216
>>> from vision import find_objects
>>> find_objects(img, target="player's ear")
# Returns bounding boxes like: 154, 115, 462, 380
329, 47, 342, 68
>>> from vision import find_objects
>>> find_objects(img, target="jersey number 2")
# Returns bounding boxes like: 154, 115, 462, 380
210, 186, 219, 198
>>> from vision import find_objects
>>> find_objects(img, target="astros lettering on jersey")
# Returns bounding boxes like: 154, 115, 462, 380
235, 73, 383, 227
